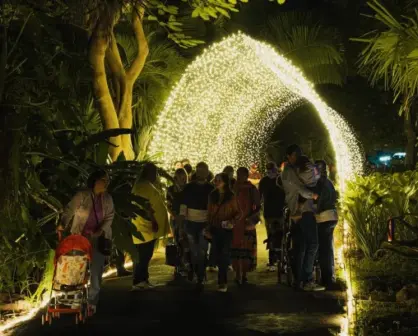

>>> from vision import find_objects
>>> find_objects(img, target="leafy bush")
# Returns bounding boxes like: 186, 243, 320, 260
342, 172, 418, 259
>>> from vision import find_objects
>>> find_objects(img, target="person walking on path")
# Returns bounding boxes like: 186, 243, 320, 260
259, 162, 286, 272
167, 168, 190, 277
231, 167, 260, 285
282, 144, 324, 291
179, 162, 214, 290
315, 160, 339, 290
206, 173, 241, 292
60, 170, 114, 314
131, 163, 170, 290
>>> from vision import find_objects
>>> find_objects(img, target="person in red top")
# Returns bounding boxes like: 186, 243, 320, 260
231, 167, 261, 285
205, 173, 241, 292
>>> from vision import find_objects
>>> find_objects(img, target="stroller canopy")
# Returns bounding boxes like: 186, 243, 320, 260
55, 234, 93, 263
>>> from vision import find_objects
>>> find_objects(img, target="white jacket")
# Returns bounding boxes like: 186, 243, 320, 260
61, 190, 114, 239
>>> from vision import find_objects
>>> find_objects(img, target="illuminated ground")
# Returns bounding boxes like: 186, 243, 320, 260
14, 225, 345, 336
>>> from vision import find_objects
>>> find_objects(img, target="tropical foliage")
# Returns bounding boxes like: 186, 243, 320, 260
0, 7, 178, 298
262, 12, 346, 86
352, 0, 418, 167
215, 4, 347, 87
342, 171, 418, 259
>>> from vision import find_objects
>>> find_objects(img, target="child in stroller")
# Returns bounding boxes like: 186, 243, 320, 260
42, 233, 92, 325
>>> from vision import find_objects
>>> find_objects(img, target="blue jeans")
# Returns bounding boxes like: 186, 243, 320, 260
211, 227, 233, 285
318, 221, 337, 285
292, 212, 318, 285
89, 247, 106, 305
184, 221, 208, 283
208, 242, 231, 268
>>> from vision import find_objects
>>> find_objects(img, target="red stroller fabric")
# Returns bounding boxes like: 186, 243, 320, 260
55, 234, 92, 264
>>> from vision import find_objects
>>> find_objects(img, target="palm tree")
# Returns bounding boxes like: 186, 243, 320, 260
262, 12, 346, 86
217, 8, 346, 86
352, 0, 418, 168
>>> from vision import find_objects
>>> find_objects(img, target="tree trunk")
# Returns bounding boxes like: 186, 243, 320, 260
89, 21, 121, 161
89, 4, 148, 162
404, 105, 417, 170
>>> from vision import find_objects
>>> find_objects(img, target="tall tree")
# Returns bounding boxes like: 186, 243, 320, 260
9, 0, 287, 161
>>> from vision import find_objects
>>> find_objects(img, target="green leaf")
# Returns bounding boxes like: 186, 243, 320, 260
192, 8, 200, 18
216, 7, 231, 18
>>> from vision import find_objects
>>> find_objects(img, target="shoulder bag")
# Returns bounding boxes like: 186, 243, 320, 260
91, 194, 112, 256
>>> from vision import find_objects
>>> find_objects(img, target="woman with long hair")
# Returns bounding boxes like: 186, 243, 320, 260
60, 169, 114, 314
206, 173, 241, 292
231, 167, 261, 284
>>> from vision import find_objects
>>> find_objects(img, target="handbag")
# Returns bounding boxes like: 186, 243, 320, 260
91, 194, 112, 256
165, 243, 179, 266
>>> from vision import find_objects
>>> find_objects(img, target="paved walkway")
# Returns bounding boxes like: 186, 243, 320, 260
14, 226, 345, 336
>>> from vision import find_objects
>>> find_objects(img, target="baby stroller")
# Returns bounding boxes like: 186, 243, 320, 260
42, 233, 92, 325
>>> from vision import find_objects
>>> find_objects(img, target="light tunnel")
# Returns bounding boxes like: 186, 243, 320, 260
149, 32, 364, 190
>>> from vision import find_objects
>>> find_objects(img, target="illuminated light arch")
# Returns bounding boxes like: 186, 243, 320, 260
149, 32, 363, 335
149, 32, 363, 187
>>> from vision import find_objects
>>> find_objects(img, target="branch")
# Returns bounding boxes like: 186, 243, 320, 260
126, 4, 149, 82
105, 32, 126, 110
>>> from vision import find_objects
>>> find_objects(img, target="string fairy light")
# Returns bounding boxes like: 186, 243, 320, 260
1, 32, 362, 335
149, 32, 363, 335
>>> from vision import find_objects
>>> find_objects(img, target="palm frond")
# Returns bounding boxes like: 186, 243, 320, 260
263, 12, 346, 86
354, 0, 418, 113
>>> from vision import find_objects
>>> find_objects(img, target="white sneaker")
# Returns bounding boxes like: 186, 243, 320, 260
217, 284, 228, 292
228, 265, 233, 272
131, 281, 155, 291
267, 265, 277, 272
303, 282, 326, 291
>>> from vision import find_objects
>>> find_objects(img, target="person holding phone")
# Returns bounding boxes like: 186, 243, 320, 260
205, 173, 241, 292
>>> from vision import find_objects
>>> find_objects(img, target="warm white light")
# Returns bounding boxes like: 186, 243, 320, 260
149, 32, 363, 335
2, 32, 362, 336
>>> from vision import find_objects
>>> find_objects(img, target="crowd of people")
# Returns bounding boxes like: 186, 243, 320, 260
59, 144, 338, 313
